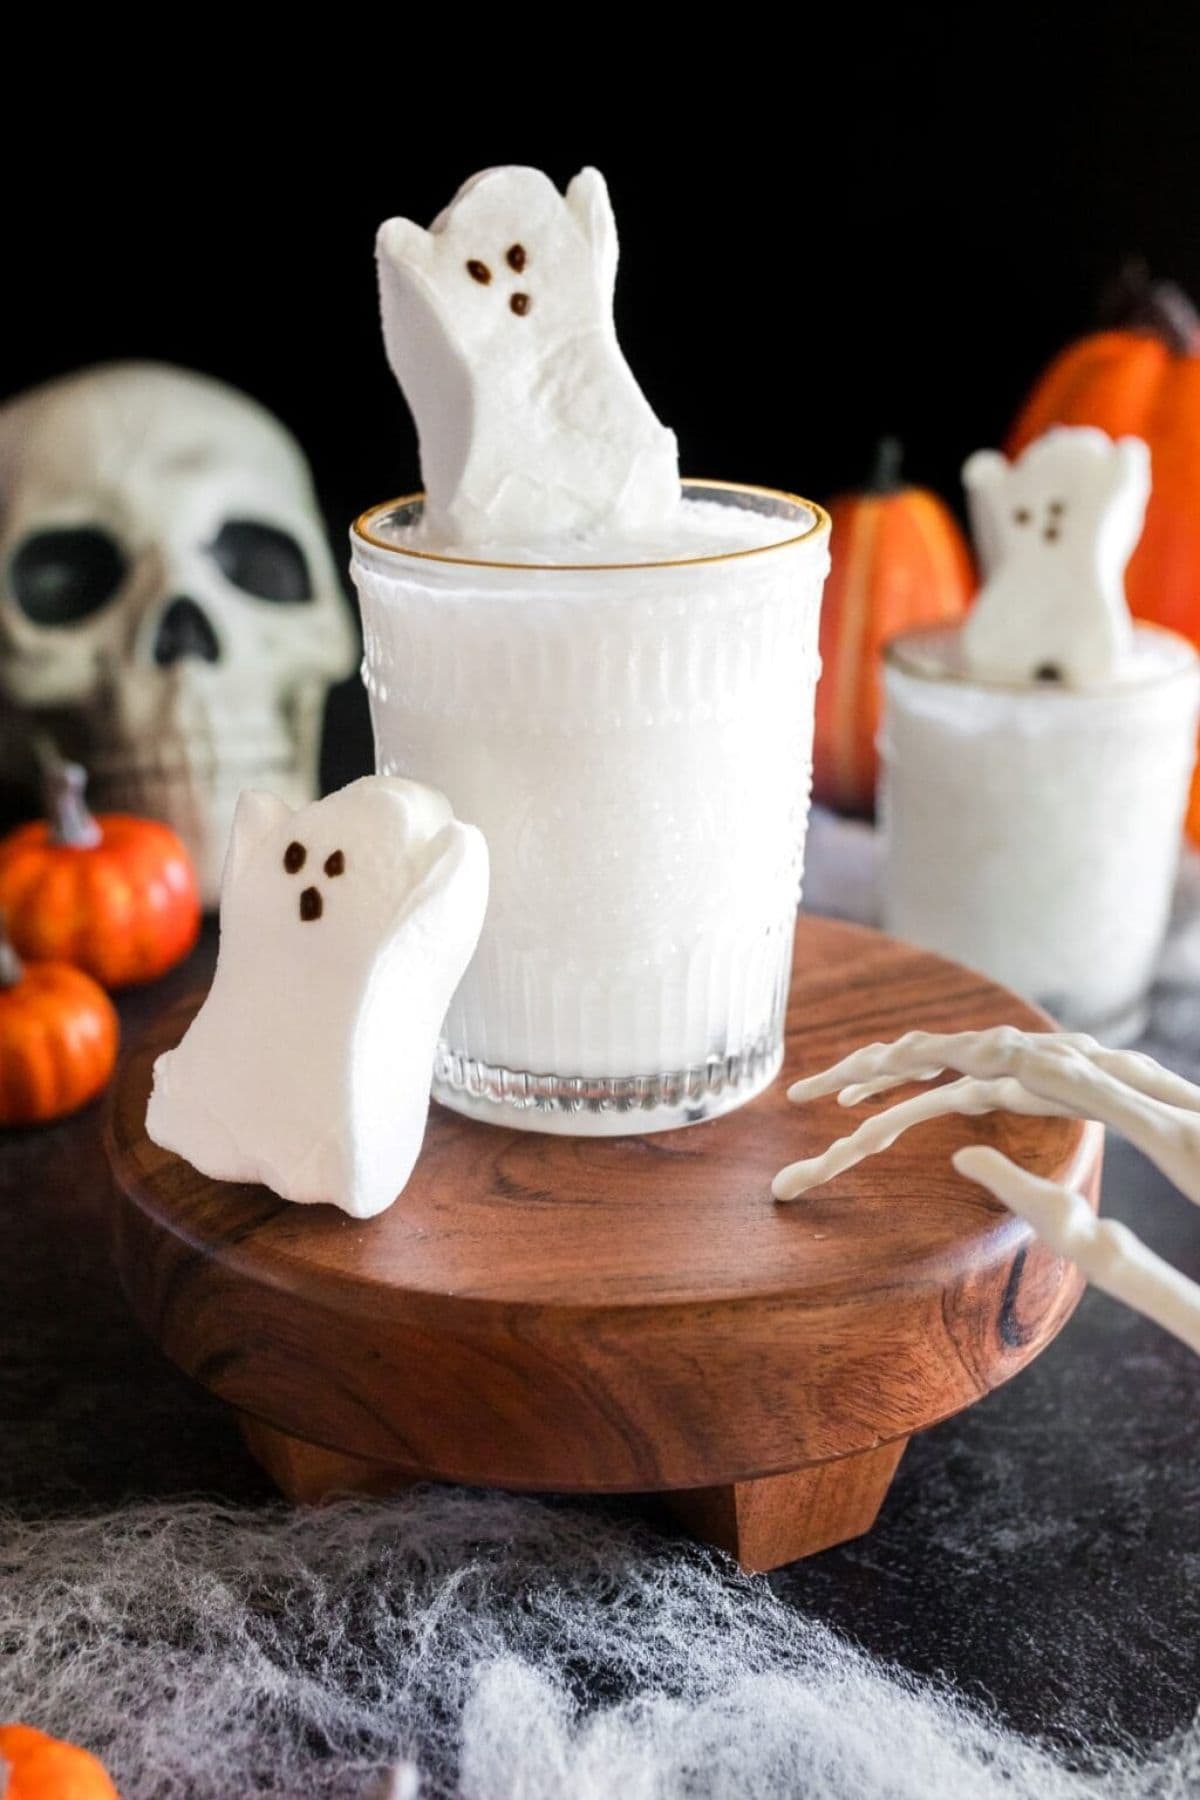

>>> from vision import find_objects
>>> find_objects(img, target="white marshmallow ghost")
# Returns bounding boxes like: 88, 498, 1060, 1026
961, 426, 1150, 686
376, 165, 680, 547
147, 777, 488, 1219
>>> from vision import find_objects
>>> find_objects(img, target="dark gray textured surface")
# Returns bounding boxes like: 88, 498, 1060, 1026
776, 1125, 1200, 1756
1, 922, 1197, 1769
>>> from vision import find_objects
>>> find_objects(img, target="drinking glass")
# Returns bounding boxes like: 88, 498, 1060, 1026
881, 623, 1200, 1041
352, 481, 830, 1132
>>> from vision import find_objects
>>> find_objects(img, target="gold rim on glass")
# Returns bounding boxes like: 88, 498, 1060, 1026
352, 478, 830, 573
883, 621, 1200, 696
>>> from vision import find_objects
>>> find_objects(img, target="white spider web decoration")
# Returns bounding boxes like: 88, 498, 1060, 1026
1, 1487, 1195, 1799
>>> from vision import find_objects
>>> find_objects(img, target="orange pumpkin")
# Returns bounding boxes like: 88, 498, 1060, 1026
0, 1723, 119, 1797
1008, 268, 1200, 841
0, 919, 119, 1125
0, 755, 200, 989
813, 439, 975, 816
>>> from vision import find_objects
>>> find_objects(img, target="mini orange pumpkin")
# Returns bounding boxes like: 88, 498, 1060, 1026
1008, 267, 1200, 841
813, 439, 975, 816
0, 754, 200, 989
0, 918, 119, 1126
0, 1723, 119, 1797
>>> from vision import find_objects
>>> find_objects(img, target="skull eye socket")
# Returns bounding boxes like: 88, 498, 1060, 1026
10, 526, 126, 626
210, 520, 313, 604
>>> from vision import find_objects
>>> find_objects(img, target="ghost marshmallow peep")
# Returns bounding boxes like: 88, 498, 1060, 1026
961, 425, 1150, 687
146, 778, 488, 1219
376, 165, 680, 548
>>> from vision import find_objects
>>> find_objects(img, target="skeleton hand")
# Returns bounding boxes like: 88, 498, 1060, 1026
772, 1028, 1200, 1357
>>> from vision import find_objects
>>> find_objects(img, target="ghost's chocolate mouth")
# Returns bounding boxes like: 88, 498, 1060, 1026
284, 842, 345, 920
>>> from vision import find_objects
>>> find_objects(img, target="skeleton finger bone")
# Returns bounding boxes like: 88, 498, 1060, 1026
831, 1029, 1100, 1106
826, 1031, 1200, 1117
784, 1028, 1067, 1106
771, 1075, 1070, 1201
785, 1029, 1200, 1204
785, 1029, 977, 1105
954, 1146, 1200, 1357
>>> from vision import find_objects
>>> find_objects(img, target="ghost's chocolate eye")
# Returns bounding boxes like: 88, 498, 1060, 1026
1034, 663, 1063, 682
510, 293, 531, 316
324, 849, 345, 877
1048, 499, 1065, 515
506, 243, 527, 272
284, 841, 306, 873
1012, 508, 1032, 526
466, 259, 492, 284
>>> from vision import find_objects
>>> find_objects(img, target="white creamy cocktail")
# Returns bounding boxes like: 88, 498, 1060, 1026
882, 623, 1198, 1037
351, 165, 829, 1130
881, 428, 1200, 1040
355, 484, 827, 1130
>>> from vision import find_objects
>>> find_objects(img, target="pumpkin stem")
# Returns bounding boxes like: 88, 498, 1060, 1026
0, 912, 24, 990
37, 740, 102, 849
867, 436, 905, 494
1098, 257, 1200, 356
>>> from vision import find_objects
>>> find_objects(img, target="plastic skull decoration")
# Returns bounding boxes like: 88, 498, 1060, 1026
0, 362, 357, 902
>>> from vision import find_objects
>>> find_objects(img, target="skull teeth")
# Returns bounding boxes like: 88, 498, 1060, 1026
90, 748, 298, 779
91, 753, 303, 804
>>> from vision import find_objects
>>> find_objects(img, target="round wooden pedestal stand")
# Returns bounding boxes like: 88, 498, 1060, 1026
107, 919, 1101, 1573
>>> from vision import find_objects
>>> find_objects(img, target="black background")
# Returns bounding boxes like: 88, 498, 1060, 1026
3, 15, 1199, 783
6, 14, 1199, 542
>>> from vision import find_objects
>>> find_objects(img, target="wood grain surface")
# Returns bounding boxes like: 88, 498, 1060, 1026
664, 1440, 910, 1573
106, 919, 1101, 1504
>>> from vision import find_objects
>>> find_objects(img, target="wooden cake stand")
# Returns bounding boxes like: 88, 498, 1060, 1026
106, 918, 1101, 1572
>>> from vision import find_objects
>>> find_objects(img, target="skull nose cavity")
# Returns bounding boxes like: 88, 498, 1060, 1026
153, 596, 220, 666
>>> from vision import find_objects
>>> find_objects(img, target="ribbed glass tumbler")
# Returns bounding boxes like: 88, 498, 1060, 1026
351, 481, 831, 1134
880, 623, 1200, 1043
